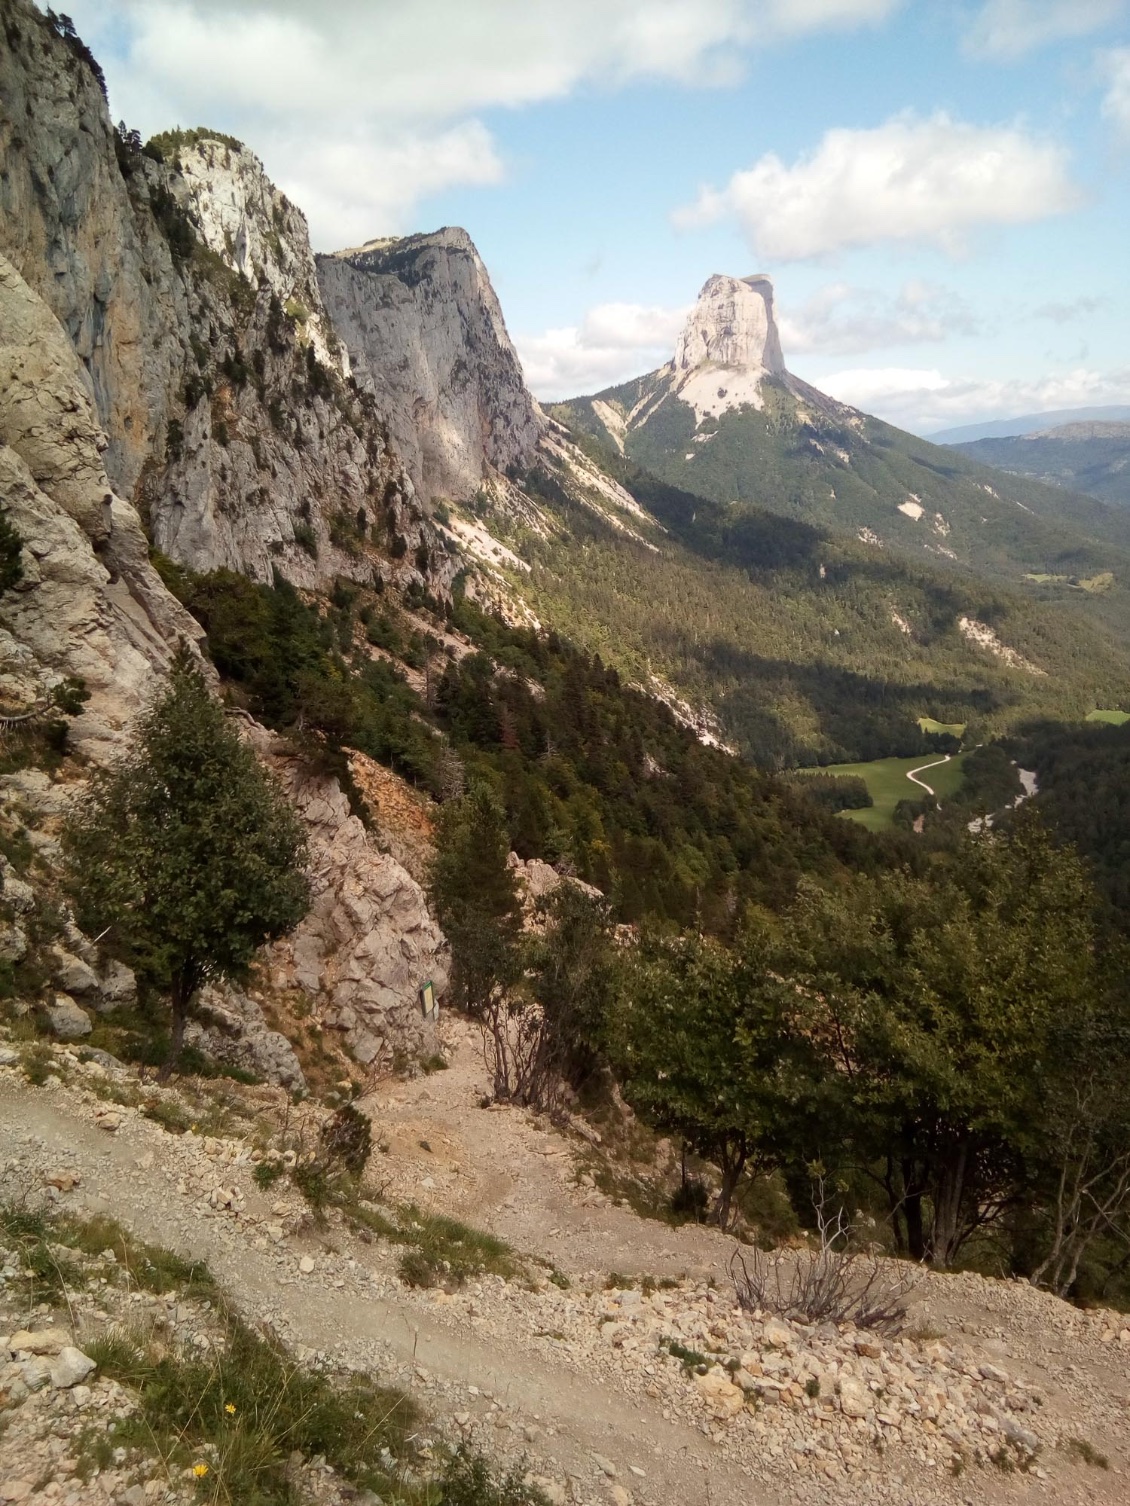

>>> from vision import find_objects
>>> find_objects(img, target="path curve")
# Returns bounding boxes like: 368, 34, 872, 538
906, 752, 951, 798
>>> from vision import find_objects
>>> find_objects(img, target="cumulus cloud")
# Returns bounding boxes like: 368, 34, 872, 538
516, 302, 690, 399
674, 112, 1082, 261
811, 363, 1130, 433
62, 0, 901, 247
779, 281, 980, 355
965, 0, 1126, 59
1101, 47, 1130, 134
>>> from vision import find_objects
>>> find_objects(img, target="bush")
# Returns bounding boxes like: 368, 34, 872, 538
320, 1103, 372, 1175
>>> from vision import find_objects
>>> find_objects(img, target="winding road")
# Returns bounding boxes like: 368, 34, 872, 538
905, 752, 951, 797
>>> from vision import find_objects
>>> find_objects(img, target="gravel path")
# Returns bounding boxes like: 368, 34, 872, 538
3, 1044, 1129, 1506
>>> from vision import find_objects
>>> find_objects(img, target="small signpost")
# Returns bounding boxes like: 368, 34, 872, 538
419, 979, 438, 1023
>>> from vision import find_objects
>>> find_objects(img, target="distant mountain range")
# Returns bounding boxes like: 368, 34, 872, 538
950, 422, 1130, 512
931, 407, 1130, 444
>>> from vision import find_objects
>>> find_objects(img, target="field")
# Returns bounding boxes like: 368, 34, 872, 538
803, 752, 969, 832
917, 716, 966, 738
1086, 708, 1130, 725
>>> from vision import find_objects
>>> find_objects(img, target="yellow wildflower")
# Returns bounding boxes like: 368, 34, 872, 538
192, 1462, 209, 1478
224, 1402, 237, 1415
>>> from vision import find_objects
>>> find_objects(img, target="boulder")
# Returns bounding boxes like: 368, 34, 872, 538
45, 993, 90, 1040
50, 946, 100, 996
50, 1346, 96, 1388
184, 981, 305, 1090
838, 1377, 872, 1419
9, 1329, 71, 1356
96, 959, 137, 1011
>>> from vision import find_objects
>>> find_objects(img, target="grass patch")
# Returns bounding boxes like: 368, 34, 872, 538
0, 1200, 83, 1305
917, 716, 966, 738
311, 1182, 523, 1290
798, 752, 969, 831
60, 1212, 217, 1299
5, 1200, 545, 1505
87, 1317, 420, 1501
659, 1336, 709, 1375
1085, 708, 1130, 725
1063, 1437, 1110, 1469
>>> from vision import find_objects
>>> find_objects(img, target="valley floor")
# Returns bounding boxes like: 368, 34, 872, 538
2, 1028, 1129, 1506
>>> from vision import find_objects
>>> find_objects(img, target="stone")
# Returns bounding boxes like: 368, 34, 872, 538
44, 1169, 80, 1192
97, 959, 137, 1011
50, 1347, 96, 1388
17, 1358, 52, 1391
0, 1047, 17, 1067
610, 1487, 632, 1506
50, 946, 100, 995
0, 1481, 33, 1502
9, 1328, 71, 1356
763, 1318, 794, 1350
45, 993, 91, 1040
979, 1363, 1009, 1384
299, 1256, 316, 1274
695, 1369, 746, 1418
120, 1487, 146, 1506
590, 1453, 617, 1477
0, 924, 27, 963
838, 1377, 872, 1419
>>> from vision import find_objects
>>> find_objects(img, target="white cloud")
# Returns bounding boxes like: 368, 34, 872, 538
674, 112, 1083, 261
779, 281, 980, 355
62, 0, 902, 247
1101, 47, 1130, 133
811, 363, 1130, 433
516, 302, 689, 399
965, 0, 1126, 59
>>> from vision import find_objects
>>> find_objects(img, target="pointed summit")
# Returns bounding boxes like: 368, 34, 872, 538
670, 273, 787, 424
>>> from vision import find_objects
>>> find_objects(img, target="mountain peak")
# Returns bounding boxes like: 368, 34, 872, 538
670, 273, 786, 424
675, 273, 786, 378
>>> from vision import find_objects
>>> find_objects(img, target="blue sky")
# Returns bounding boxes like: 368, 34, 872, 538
63, 1, 1130, 433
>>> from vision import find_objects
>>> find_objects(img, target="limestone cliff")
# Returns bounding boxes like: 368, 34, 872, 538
0, 0, 445, 593
316, 229, 546, 506
250, 731, 449, 1069
0, 253, 202, 763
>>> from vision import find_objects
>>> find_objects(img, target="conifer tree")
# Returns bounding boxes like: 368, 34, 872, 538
63, 650, 309, 1072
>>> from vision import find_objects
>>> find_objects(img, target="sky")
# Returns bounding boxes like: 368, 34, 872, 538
59, 0, 1130, 435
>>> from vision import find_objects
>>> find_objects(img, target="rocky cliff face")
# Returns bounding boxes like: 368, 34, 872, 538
0, 0, 446, 593
669, 273, 787, 425
0, 252, 202, 763
250, 733, 449, 1069
317, 229, 546, 506
674, 274, 786, 379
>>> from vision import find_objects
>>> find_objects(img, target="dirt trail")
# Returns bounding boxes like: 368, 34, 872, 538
0, 1077, 778, 1506
3, 1036, 1129, 1506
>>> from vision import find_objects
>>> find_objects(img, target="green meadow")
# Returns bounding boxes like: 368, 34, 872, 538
802, 752, 970, 832
1086, 708, 1130, 725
